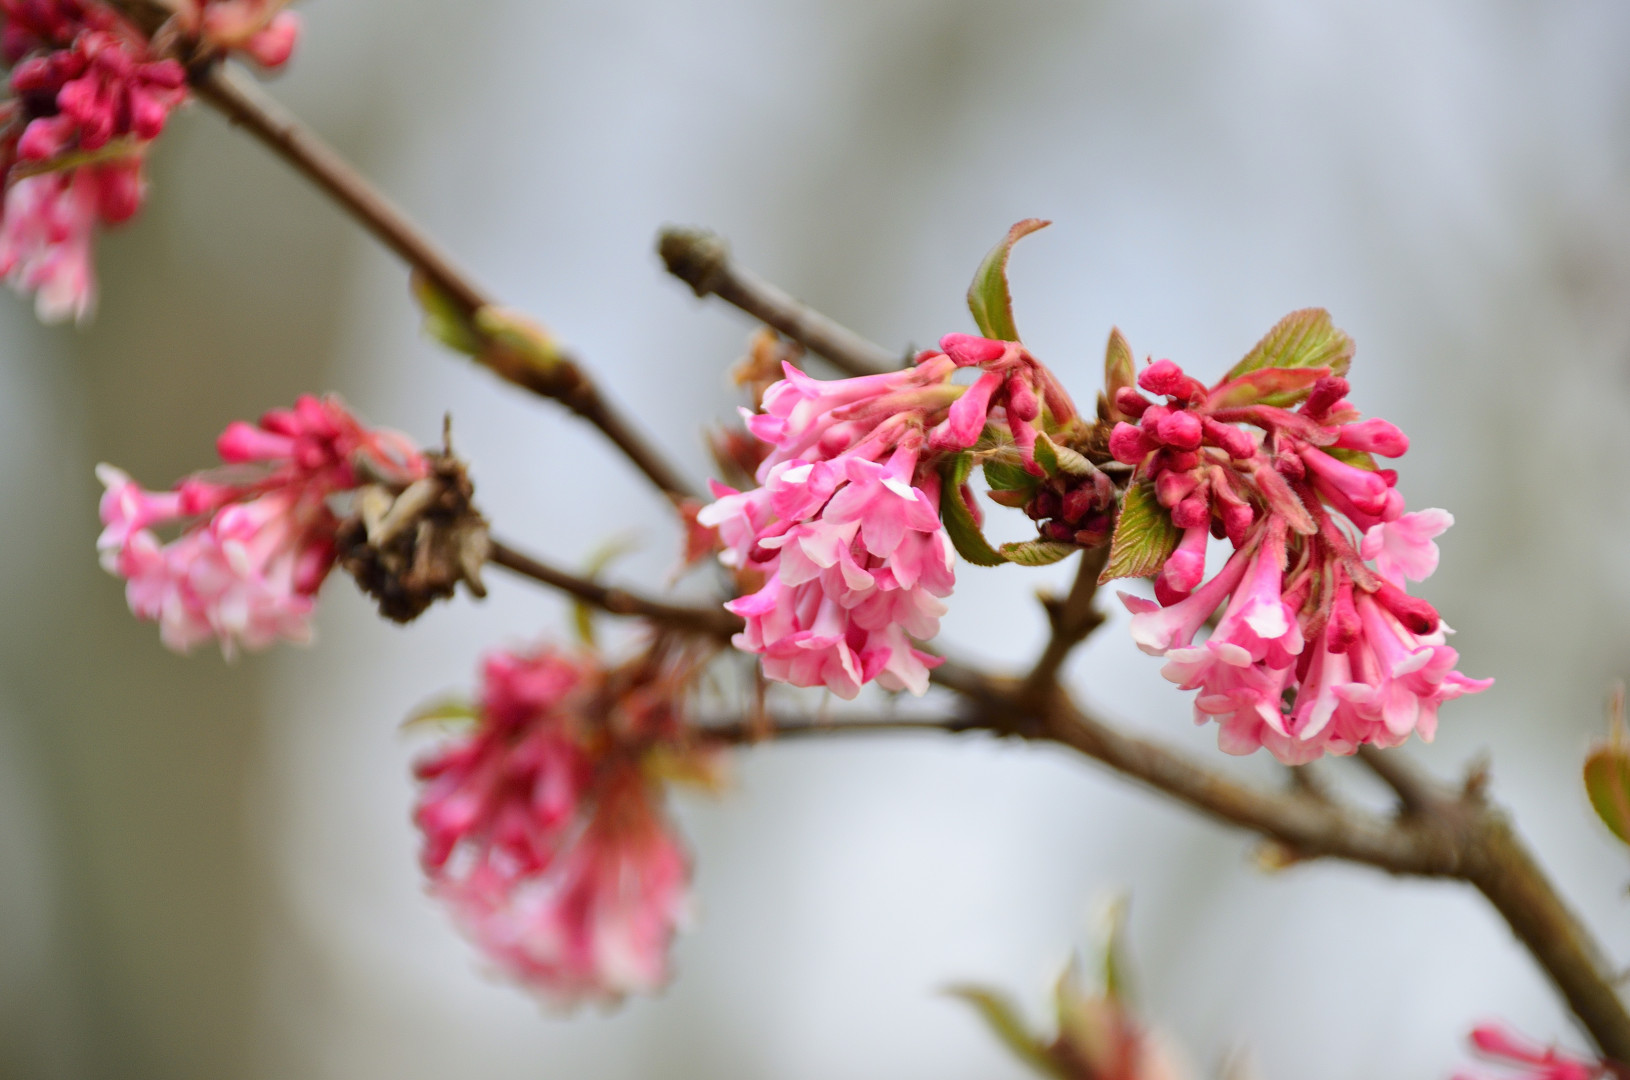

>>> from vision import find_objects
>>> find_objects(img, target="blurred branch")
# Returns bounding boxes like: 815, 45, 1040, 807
1023, 545, 1111, 696
506, 539, 1630, 1061
191, 61, 698, 501
486, 539, 739, 638
658, 226, 900, 377
697, 713, 980, 744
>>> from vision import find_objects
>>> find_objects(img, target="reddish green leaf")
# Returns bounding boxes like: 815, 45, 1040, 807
1208, 365, 1332, 409
967, 219, 1050, 342
1223, 309, 1354, 388
999, 540, 1078, 566
1098, 481, 1178, 584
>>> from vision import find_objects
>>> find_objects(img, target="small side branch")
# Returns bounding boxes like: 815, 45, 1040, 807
658, 227, 900, 377
487, 539, 741, 639
194, 63, 696, 501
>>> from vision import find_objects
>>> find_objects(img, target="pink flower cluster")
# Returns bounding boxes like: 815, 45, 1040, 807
699, 335, 1076, 698
1111, 358, 1490, 762
414, 646, 703, 1004
1454, 1025, 1614, 1080
0, 0, 300, 320
97, 394, 426, 655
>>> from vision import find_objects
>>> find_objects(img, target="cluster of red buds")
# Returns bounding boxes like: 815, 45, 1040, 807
0, 0, 298, 320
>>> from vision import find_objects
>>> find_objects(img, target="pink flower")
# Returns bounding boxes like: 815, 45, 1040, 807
97, 394, 427, 656
414, 645, 708, 1005
1453, 1024, 1610, 1080
0, 167, 100, 322
1362, 507, 1453, 585
1115, 356, 1489, 762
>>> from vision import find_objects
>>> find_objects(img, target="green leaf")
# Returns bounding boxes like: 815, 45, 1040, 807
1222, 309, 1354, 388
1322, 445, 1378, 471
401, 696, 478, 733
572, 534, 642, 646
999, 540, 1078, 566
474, 306, 565, 373
1034, 433, 1093, 477
1098, 481, 1179, 584
1207, 365, 1332, 409
1585, 746, 1630, 847
1099, 896, 1135, 1006
1102, 327, 1137, 421
940, 454, 1009, 566
945, 986, 1066, 1080
982, 459, 1038, 495
411, 272, 482, 356
967, 219, 1051, 342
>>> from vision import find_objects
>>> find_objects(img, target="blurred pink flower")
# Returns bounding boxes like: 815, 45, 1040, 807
97, 395, 426, 655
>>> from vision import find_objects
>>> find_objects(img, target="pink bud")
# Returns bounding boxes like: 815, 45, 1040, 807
93, 162, 143, 223
1155, 469, 1199, 507
929, 369, 1002, 451
1373, 581, 1438, 634
1138, 358, 1188, 397
1157, 448, 1199, 473
1113, 386, 1150, 417
1005, 374, 1039, 422
217, 420, 296, 463
938, 333, 1007, 366
1201, 417, 1256, 459
245, 14, 301, 69
1061, 483, 1098, 524
1327, 581, 1361, 652
1109, 422, 1153, 464
1220, 502, 1254, 546
1172, 493, 1210, 530
1304, 376, 1350, 420
1155, 408, 1202, 450
1335, 417, 1409, 458
17, 114, 73, 160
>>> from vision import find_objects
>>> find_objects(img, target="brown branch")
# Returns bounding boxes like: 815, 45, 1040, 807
192, 62, 697, 501
657, 227, 900, 377
486, 539, 741, 639
1023, 545, 1111, 696
503, 543, 1630, 1058
697, 713, 980, 745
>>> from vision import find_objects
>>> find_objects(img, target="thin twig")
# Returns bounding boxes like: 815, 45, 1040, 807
658, 227, 900, 377
1023, 545, 1111, 695
1356, 745, 1445, 816
192, 62, 697, 501
486, 539, 741, 639
697, 714, 979, 744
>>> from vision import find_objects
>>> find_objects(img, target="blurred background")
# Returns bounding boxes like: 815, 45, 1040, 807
3, 1, 1630, 1077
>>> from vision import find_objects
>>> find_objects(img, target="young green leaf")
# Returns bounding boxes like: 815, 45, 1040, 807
939, 454, 1009, 566
1584, 746, 1630, 847
411, 271, 482, 356
999, 540, 1079, 566
1098, 480, 1179, 584
1222, 308, 1354, 385
966, 219, 1051, 342
1034, 432, 1093, 477
982, 458, 1038, 496
945, 986, 1066, 1080
1586, 686, 1630, 848
1102, 327, 1137, 421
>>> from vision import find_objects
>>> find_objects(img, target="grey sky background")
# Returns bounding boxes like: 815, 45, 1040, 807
2, 2, 1630, 1078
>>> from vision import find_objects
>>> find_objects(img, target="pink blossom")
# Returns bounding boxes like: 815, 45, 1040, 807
1115, 353, 1488, 762
1453, 1024, 1610, 1080
97, 394, 426, 656
0, 167, 100, 322
1362, 508, 1453, 585
414, 646, 706, 1005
